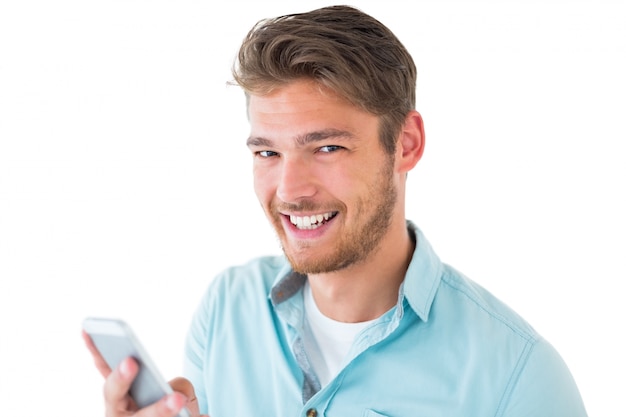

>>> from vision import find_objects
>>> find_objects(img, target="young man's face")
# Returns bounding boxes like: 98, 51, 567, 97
247, 80, 400, 274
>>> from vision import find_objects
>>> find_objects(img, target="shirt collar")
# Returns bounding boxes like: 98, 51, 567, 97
402, 221, 443, 322
269, 221, 443, 323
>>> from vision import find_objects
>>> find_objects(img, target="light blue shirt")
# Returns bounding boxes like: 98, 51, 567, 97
184, 223, 587, 416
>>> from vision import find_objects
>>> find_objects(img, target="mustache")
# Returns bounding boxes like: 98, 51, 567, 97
271, 199, 339, 214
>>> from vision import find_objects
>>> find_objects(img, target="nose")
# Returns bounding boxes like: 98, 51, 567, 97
276, 156, 317, 203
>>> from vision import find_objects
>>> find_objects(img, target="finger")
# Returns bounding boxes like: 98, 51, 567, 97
103, 356, 139, 414
133, 392, 188, 417
169, 377, 200, 417
82, 330, 112, 378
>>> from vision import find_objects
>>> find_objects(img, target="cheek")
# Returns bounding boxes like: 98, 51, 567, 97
324, 165, 369, 195
252, 165, 274, 203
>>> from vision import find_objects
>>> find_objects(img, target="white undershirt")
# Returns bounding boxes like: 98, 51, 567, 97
302, 281, 376, 387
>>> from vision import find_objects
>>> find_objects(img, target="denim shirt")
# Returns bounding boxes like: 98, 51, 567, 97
184, 222, 587, 417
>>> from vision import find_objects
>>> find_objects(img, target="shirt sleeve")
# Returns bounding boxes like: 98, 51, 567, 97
497, 337, 587, 417
182, 288, 211, 414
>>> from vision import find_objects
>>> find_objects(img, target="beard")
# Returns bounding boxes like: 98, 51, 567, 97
268, 159, 397, 274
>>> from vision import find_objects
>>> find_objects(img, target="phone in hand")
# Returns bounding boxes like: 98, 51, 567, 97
82, 317, 191, 417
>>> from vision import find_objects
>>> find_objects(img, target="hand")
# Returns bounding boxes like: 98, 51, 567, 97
83, 331, 208, 417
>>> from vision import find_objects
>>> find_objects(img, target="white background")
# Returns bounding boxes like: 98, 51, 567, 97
1, 0, 624, 415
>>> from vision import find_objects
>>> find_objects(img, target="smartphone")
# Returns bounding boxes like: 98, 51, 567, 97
82, 317, 191, 417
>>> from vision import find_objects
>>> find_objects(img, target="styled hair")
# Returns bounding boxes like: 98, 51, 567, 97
232, 5, 417, 154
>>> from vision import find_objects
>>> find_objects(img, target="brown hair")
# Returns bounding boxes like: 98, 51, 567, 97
232, 5, 417, 154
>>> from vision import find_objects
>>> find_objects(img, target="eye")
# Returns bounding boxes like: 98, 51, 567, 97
256, 150, 279, 158
318, 145, 343, 153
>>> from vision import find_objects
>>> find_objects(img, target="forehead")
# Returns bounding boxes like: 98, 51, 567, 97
249, 80, 346, 119
247, 80, 378, 140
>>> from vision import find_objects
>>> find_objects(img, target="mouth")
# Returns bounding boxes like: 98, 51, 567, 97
287, 211, 338, 230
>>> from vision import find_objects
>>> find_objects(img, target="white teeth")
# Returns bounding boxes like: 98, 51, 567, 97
289, 212, 335, 230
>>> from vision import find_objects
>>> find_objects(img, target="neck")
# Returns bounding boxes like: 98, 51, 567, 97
308, 221, 415, 323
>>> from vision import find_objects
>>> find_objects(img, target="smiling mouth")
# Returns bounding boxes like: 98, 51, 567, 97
288, 211, 338, 230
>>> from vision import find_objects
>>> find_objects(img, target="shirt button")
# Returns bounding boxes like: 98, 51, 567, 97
306, 408, 318, 417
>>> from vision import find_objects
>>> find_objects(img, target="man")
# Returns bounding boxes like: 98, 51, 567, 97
85, 5, 587, 416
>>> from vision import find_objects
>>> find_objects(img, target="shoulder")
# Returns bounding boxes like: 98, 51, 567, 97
434, 266, 587, 415
211, 255, 289, 289
187, 255, 290, 338
205, 255, 290, 297
438, 264, 538, 342
197, 255, 291, 310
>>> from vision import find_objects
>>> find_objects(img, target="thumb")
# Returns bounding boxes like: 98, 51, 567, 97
169, 377, 207, 417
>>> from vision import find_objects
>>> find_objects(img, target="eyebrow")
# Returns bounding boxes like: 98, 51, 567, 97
246, 128, 355, 148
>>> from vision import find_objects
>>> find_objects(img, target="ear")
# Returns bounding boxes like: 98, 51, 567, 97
396, 110, 425, 173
